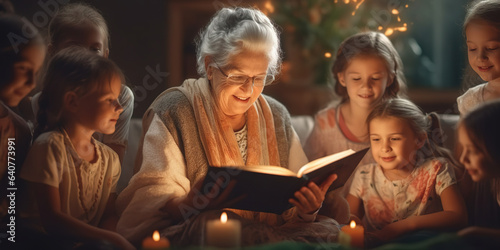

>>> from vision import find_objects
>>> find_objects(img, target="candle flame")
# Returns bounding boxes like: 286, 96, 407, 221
350, 220, 356, 228
220, 212, 228, 223
153, 230, 160, 241
392, 9, 399, 15
324, 52, 332, 58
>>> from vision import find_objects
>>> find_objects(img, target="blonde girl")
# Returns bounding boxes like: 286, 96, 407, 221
31, 3, 134, 163
20, 47, 134, 249
457, 0, 500, 115
347, 98, 466, 245
305, 31, 406, 166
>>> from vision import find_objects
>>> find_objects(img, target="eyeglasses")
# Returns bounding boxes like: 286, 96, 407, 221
214, 63, 275, 87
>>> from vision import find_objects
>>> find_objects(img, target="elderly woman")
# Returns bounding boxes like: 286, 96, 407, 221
116, 7, 341, 246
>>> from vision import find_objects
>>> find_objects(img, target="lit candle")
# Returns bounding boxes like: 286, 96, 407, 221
206, 212, 241, 248
142, 230, 170, 250
340, 220, 364, 248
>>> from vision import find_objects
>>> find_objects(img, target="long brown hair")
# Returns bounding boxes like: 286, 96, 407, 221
367, 98, 461, 171
460, 100, 500, 172
332, 32, 407, 103
34, 46, 124, 139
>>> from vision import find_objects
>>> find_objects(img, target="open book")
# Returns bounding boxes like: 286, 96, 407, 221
201, 147, 369, 214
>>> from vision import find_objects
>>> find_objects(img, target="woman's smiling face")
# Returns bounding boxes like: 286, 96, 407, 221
209, 50, 269, 120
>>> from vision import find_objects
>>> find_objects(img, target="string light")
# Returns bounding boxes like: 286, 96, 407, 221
264, 0, 411, 37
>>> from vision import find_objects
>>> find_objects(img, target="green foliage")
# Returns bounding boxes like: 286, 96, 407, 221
270, 0, 408, 85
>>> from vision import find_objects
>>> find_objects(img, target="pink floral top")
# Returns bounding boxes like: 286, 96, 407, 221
349, 158, 456, 231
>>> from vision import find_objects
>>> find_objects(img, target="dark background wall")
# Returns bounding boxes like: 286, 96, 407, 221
10, 0, 473, 116
11, 0, 169, 118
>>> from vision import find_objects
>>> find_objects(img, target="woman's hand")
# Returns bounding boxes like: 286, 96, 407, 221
162, 177, 243, 222
289, 174, 337, 214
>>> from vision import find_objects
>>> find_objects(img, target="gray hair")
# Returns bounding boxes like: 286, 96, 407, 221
195, 7, 281, 77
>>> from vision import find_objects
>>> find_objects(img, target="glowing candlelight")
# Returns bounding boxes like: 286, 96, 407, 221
142, 230, 169, 250
206, 212, 241, 248
340, 221, 364, 248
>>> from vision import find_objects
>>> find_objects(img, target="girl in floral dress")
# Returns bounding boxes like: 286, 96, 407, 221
346, 99, 466, 245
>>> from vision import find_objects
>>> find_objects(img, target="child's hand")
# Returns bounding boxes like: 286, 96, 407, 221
371, 218, 415, 243
289, 174, 337, 214
458, 226, 485, 238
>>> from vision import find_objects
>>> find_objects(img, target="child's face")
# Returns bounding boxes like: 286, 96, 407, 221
458, 125, 499, 182
75, 76, 123, 135
370, 116, 424, 174
53, 22, 108, 58
466, 20, 500, 83
338, 55, 392, 109
0, 44, 45, 107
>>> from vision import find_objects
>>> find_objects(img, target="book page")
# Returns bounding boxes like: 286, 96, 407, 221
241, 165, 297, 177
297, 149, 356, 177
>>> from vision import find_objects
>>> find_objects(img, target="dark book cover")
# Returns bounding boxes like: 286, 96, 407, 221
201, 147, 369, 214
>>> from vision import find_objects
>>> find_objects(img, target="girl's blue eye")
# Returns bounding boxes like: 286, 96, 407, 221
371, 138, 380, 142
390, 137, 401, 141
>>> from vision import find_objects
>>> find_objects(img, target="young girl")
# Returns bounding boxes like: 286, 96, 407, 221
20, 47, 134, 249
457, 0, 500, 115
30, 3, 134, 164
457, 100, 500, 247
347, 98, 466, 245
305, 31, 406, 166
0, 13, 45, 222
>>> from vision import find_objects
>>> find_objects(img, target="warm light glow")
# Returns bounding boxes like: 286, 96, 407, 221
153, 230, 160, 242
353, 0, 365, 15
385, 28, 394, 36
324, 52, 332, 58
264, 1, 274, 13
350, 220, 356, 228
331, 0, 410, 36
221, 212, 228, 223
